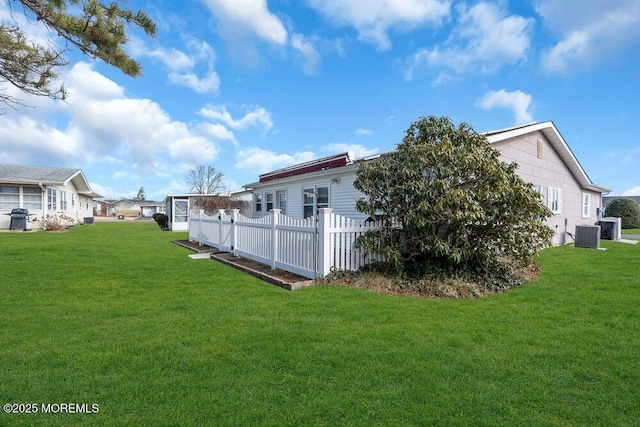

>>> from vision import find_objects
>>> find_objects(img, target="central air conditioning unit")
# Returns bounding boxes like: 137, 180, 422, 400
575, 225, 601, 249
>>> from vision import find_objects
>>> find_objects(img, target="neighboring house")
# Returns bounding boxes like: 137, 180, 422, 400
243, 121, 610, 245
139, 202, 166, 218
0, 164, 102, 230
602, 196, 640, 209
95, 199, 116, 216
112, 198, 145, 217
166, 189, 252, 231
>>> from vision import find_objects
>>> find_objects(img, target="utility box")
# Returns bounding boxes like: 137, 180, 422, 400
575, 225, 601, 249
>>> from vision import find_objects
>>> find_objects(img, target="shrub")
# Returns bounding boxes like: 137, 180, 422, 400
154, 213, 168, 229
353, 116, 554, 283
44, 213, 77, 231
605, 198, 640, 229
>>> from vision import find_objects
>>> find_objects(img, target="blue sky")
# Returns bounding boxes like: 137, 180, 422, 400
1, 0, 639, 201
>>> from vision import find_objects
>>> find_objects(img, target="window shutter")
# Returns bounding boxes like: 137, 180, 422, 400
558, 189, 562, 213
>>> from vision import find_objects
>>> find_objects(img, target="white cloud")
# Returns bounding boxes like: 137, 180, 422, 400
0, 62, 221, 172
307, 0, 451, 50
405, 2, 533, 80
199, 104, 273, 132
537, 0, 640, 73
354, 128, 372, 136
236, 148, 316, 174
291, 33, 321, 76
197, 123, 238, 145
202, 0, 288, 45
621, 186, 640, 196
322, 144, 379, 159
113, 171, 129, 179
128, 38, 194, 71
477, 89, 533, 124
168, 71, 220, 94
129, 36, 220, 94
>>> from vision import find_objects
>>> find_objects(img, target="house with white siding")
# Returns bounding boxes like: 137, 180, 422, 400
243, 121, 610, 245
0, 164, 102, 230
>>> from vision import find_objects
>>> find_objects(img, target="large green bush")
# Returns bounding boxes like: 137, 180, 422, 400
605, 198, 640, 229
354, 116, 554, 283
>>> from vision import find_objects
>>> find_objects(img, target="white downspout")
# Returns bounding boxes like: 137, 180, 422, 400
39, 182, 46, 230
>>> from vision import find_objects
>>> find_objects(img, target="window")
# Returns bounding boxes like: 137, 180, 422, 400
276, 190, 286, 215
0, 186, 20, 210
266, 192, 274, 211
255, 193, 262, 213
174, 199, 188, 223
303, 188, 314, 219
47, 187, 57, 211
303, 186, 329, 219
60, 191, 68, 211
23, 187, 42, 210
548, 187, 562, 214
71, 193, 75, 208
582, 193, 591, 218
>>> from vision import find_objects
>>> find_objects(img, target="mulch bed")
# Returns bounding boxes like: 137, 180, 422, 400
172, 240, 312, 290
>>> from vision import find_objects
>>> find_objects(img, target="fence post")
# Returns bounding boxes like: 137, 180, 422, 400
270, 209, 281, 269
217, 209, 225, 250
317, 208, 332, 277
231, 209, 239, 254
197, 210, 202, 246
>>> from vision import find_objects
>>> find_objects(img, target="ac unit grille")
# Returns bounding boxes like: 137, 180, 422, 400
575, 225, 600, 249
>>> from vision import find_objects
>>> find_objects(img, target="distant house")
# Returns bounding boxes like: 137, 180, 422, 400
139, 201, 166, 218
243, 121, 610, 245
166, 190, 252, 231
0, 164, 102, 230
109, 198, 166, 218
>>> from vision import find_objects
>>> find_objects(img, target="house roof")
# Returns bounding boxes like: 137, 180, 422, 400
0, 164, 103, 198
484, 121, 610, 193
244, 121, 610, 195
167, 189, 252, 198
258, 152, 354, 183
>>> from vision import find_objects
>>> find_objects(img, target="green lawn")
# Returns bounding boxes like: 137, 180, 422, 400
1, 222, 639, 426
622, 228, 640, 234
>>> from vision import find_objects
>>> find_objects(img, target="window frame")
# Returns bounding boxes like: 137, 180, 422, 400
276, 190, 286, 215
22, 186, 43, 210
60, 190, 68, 211
582, 193, 591, 218
254, 193, 262, 213
47, 187, 58, 211
303, 185, 330, 219
0, 185, 20, 210
548, 187, 562, 214
265, 192, 274, 211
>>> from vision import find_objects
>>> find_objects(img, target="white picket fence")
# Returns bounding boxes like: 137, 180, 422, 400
188, 208, 381, 279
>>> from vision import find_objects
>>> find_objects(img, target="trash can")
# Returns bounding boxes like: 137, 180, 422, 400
598, 220, 615, 240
